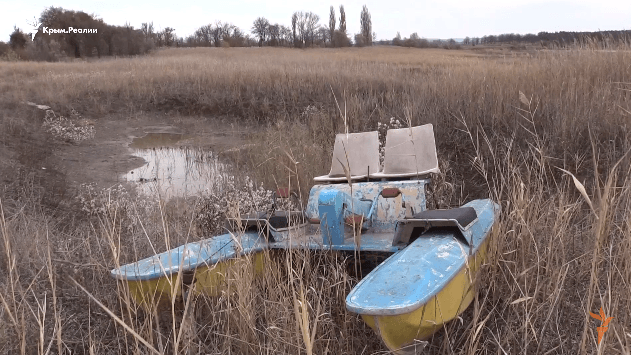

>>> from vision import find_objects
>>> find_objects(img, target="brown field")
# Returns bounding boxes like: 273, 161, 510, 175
1, 45, 631, 354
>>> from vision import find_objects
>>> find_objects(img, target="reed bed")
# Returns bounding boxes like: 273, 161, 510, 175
1, 45, 631, 354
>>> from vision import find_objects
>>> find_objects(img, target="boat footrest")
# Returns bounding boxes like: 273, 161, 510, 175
227, 211, 307, 242
393, 207, 478, 247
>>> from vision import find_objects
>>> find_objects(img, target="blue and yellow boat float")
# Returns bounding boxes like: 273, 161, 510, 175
111, 124, 500, 353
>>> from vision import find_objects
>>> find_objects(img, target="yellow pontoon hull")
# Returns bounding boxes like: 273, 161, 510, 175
360, 238, 489, 352
125, 251, 266, 308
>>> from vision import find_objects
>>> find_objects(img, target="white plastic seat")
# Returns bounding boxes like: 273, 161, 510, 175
372, 124, 440, 179
314, 131, 380, 182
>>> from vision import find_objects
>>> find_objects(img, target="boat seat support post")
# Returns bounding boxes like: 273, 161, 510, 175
318, 190, 345, 245
318, 189, 373, 246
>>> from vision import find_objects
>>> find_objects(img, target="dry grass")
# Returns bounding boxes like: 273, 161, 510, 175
1, 45, 631, 354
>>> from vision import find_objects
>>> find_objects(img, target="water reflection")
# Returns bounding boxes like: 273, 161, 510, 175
124, 133, 228, 198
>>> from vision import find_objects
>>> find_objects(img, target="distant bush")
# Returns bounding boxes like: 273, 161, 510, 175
354, 33, 369, 47
0, 41, 11, 58
0, 48, 20, 61
25, 39, 65, 62
332, 30, 351, 47
442, 39, 462, 50
401, 33, 430, 48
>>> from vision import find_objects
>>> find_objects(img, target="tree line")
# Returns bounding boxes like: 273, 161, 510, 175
185, 5, 372, 48
1, 4, 373, 61
387, 32, 461, 49
384, 29, 631, 49
4, 5, 629, 61
463, 30, 631, 48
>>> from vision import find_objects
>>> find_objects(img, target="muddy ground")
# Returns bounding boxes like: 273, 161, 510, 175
0, 109, 251, 210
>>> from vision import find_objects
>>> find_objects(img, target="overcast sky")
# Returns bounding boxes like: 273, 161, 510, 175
2, 0, 630, 43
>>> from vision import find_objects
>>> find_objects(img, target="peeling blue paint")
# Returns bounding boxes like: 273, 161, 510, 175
110, 180, 500, 319
318, 189, 372, 245
306, 179, 429, 231
110, 232, 266, 281
345, 199, 500, 316
112, 179, 430, 281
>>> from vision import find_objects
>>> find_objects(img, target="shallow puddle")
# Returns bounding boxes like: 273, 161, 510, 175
123, 133, 228, 199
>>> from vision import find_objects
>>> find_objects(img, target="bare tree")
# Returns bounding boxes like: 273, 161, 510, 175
280, 25, 293, 47
318, 26, 329, 46
251, 17, 269, 47
291, 13, 298, 47
293, 11, 306, 47
211, 23, 221, 47
267, 23, 289, 46
329, 6, 336, 47
226, 26, 247, 47
211, 21, 233, 47
291, 11, 320, 48
141, 22, 154, 40
195, 24, 213, 46
339, 5, 346, 34
268, 24, 279, 46
298, 12, 307, 47
163, 27, 175, 47
393, 31, 402, 46
305, 12, 320, 46
360, 5, 372, 46
156, 31, 164, 47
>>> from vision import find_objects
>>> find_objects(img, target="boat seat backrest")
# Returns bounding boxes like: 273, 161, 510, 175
314, 131, 380, 182
373, 124, 440, 178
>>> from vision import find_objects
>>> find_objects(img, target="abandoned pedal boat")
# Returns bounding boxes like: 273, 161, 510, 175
111, 124, 500, 353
